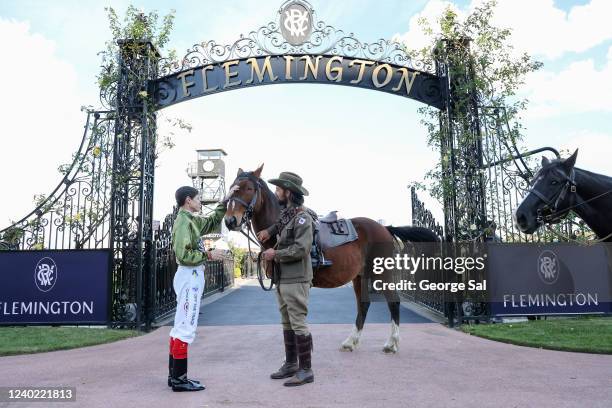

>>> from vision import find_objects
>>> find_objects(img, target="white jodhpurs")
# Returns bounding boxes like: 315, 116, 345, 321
169, 264, 205, 344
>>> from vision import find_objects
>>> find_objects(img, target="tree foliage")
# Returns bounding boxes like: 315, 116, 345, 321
97, 6, 176, 93
407, 0, 542, 203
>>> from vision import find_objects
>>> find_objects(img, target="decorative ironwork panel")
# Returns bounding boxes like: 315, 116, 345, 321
406, 188, 446, 315
157, 3, 435, 77
410, 187, 444, 239
152, 1, 444, 110
479, 107, 593, 243
0, 110, 116, 251
109, 40, 159, 327
436, 39, 487, 243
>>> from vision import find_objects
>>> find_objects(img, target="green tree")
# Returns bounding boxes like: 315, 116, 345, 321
407, 0, 542, 202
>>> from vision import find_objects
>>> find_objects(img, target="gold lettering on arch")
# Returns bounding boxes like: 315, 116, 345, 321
246, 56, 278, 84
300, 55, 323, 80
325, 56, 343, 82
349, 59, 375, 84
372, 64, 393, 88
176, 69, 195, 97
393, 68, 420, 95
200, 65, 218, 93
222, 60, 241, 88
284, 55, 295, 80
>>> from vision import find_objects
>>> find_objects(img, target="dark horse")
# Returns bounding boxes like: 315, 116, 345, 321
224, 165, 439, 353
515, 149, 612, 241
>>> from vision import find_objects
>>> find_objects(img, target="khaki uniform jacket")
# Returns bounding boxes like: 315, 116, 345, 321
273, 208, 314, 284
172, 204, 227, 266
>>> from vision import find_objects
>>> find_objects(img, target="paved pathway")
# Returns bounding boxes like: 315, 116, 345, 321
189, 281, 432, 326
1, 280, 611, 408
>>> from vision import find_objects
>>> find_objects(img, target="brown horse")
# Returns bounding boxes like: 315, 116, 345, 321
224, 165, 439, 353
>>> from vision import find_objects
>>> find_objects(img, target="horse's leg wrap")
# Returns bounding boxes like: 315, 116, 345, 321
383, 320, 400, 354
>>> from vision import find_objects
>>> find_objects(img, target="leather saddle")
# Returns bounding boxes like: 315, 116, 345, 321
311, 211, 359, 269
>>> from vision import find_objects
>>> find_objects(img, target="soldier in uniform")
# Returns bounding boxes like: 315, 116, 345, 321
259, 172, 315, 387
168, 184, 238, 392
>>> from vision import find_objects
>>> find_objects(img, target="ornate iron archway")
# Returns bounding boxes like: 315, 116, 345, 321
1, 0, 489, 328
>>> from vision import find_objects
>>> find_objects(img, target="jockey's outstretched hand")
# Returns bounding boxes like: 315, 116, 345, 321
222, 185, 241, 203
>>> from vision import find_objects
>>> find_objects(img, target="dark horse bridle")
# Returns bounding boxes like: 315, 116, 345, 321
527, 168, 576, 225
228, 172, 276, 291
526, 167, 612, 242
228, 172, 261, 229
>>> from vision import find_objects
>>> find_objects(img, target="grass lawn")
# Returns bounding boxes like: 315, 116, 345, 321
0, 326, 140, 356
461, 316, 612, 354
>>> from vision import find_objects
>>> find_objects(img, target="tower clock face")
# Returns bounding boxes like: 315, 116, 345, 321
202, 160, 215, 172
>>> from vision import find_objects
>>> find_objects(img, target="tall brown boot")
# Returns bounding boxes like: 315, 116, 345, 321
284, 333, 314, 386
270, 330, 298, 379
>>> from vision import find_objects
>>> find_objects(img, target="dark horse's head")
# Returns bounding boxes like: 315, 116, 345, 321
224, 164, 264, 231
515, 149, 578, 234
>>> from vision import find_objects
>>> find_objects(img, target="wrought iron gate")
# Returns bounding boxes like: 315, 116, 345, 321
2, 1, 580, 329
409, 105, 594, 323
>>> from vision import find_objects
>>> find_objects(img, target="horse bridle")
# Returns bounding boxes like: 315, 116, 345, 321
228, 172, 261, 229
228, 172, 276, 291
528, 168, 576, 224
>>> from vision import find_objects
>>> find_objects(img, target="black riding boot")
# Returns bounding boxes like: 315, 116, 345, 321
168, 353, 202, 388
171, 357, 205, 392
270, 330, 299, 379
168, 353, 173, 387
284, 333, 314, 386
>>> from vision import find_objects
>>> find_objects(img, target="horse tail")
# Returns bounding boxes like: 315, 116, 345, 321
385, 225, 440, 243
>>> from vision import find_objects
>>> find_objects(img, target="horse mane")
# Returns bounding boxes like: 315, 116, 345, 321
254, 173, 280, 213
574, 167, 612, 185
537, 163, 612, 186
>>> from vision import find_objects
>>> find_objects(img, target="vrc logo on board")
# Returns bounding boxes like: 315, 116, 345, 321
280, 1, 313, 45
537, 250, 559, 285
34, 257, 58, 292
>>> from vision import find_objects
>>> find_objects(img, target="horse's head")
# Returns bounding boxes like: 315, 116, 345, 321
224, 164, 264, 231
515, 149, 578, 234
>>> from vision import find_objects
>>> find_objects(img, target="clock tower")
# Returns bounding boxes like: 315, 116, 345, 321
186, 149, 228, 239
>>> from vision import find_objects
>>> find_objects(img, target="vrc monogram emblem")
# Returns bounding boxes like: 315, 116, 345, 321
34, 257, 58, 292
280, 1, 313, 45
537, 250, 559, 284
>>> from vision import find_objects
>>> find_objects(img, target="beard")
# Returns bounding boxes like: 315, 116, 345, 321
276, 193, 287, 206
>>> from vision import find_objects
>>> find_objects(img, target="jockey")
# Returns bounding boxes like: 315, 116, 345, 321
168, 184, 238, 392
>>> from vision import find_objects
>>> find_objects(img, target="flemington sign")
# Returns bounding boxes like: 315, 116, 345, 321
153, 0, 445, 110
0, 250, 111, 325
487, 243, 612, 316
154, 55, 443, 109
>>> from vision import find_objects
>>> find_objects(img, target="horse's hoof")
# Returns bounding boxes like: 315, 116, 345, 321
340, 342, 355, 352
382, 344, 398, 354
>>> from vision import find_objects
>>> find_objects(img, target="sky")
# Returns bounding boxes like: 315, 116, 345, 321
1, 0, 611, 247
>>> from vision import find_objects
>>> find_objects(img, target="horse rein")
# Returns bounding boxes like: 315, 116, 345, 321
228, 172, 276, 291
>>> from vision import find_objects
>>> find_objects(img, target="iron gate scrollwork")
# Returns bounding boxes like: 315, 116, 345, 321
4, 1, 580, 329
407, 188, 447, 315
108, 40, 159, 328
0, 110, 115, 252
479, 106, 593, 243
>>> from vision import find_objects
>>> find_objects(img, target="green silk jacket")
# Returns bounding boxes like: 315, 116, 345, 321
172, 203, 227, 266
